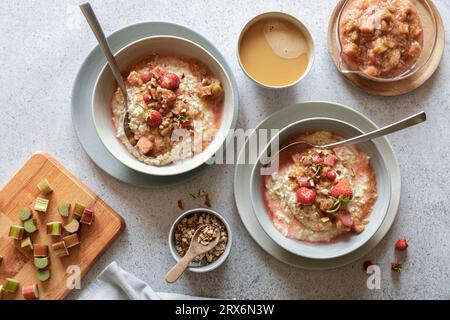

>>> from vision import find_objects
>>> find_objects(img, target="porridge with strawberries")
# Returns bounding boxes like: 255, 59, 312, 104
263, 131, 377, 243
112, 55, 224, 166
339, 0, 423, 78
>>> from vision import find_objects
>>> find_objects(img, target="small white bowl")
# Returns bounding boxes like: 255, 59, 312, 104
250, 117, 391, 259
92, 36, 236, 176
168, 208, 232, 273
237, 11, 315, 89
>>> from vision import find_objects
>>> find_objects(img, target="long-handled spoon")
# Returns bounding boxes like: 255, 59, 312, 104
165, 225, 220, 283
264, 111, 426, 162
79, 3, 135, 145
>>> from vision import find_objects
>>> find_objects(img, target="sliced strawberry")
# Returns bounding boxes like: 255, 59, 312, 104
324, 156, 336, 167
330, 178, 353, 198
326, 170, 336, 181
336, 210, 353, 227
159, 72, 180, 90
147, 111, 162, 128
296, 187, 317, 205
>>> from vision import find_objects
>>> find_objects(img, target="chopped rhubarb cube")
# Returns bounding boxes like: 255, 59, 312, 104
80, 208, 94, 225
136, 137, 153, 154
324, 156, 336, 167
337, 211, 353, 227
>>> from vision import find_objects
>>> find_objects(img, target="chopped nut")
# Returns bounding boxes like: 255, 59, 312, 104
352, 224, 365, 234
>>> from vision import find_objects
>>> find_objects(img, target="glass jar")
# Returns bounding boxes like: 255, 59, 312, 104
335, 0, 438, 82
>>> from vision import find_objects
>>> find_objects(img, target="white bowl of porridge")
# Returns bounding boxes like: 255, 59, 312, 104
250, 118, 392, 259
92, 36, 235, 176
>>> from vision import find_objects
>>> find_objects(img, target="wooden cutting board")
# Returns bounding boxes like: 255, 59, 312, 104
0, 152, 125, 300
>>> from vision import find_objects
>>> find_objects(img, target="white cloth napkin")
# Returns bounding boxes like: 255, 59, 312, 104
79, 261, 212, 300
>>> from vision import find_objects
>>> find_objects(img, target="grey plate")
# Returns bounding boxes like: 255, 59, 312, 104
234, 101, 401, 270
71, 22, 239, 187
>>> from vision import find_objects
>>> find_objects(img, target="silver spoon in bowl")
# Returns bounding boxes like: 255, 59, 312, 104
263, 111, 426, 163
80, 3, 136, 149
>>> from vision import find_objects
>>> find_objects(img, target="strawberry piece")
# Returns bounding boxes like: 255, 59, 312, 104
159, 72, 180, 90
326, 170, 337, 181
296, 187, 317, 205
297, 177, 311, 188
147, 111, 162, 128
181, 120, 191, 128
143, 93, 151, 103
141, 72, 151, 83
324, 156, 336, 167
331, 179, 353, 198
395, 239, 408, 251
336, 210, 353, 227
313, 157, 324, 164
391, 261, 403, 272
363, 260, 373, 272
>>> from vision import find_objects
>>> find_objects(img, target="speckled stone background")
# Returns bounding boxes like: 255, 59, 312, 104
0, 0, 449, 299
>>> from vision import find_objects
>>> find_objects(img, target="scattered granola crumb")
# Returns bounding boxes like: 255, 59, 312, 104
189, 193, 197, 199
204, 193, 211, 208
177, 200, 184, 210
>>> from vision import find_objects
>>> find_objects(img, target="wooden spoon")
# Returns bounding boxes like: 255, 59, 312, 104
165, 225, 220, 283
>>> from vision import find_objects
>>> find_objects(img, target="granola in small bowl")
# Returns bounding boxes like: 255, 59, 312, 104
169, 208, 231, 272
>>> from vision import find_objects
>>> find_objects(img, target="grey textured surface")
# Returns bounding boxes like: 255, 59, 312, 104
0, 0, 449, 299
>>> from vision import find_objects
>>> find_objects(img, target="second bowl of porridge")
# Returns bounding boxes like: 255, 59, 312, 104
250, 117, 392, 259
92, 36, 235, 176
